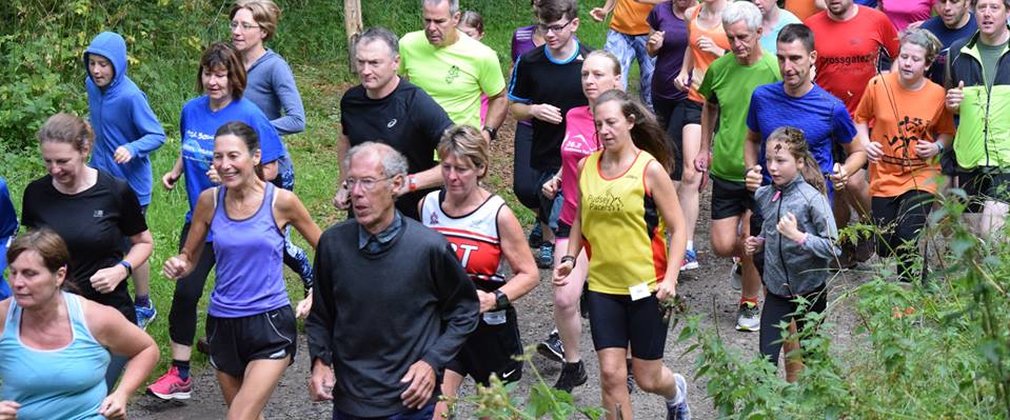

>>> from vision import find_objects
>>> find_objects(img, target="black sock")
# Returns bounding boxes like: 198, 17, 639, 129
172, 359, 191, 380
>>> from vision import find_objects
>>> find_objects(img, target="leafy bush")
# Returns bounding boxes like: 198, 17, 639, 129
683, 192, 1010, 418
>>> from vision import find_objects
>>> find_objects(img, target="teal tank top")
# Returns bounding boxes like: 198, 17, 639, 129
0, 292, 109, 419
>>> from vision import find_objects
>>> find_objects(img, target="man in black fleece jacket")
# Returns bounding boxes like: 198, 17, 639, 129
307, 142, 478, 418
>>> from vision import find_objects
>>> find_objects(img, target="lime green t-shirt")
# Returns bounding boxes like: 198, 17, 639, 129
399, 31, 506, 128
697, 51, 781, 182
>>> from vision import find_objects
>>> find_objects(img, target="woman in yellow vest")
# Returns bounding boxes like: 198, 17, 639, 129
554, 89, 691, 419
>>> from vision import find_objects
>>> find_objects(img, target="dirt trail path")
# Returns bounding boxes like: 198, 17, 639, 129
129, 116, 869, 419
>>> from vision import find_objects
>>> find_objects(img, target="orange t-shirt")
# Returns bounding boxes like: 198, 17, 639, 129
786, 0, 821, 20
854, 73, 954, 197
686, 6, 731, 103
611, 0, 655, 35
805, 7, 900, 114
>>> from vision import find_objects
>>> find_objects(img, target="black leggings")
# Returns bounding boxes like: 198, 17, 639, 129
167, 222, 216, 347
512, 123, 540, 210
652, 96, 691, 181
759, 289, 827, 367
871, 190, 933, 282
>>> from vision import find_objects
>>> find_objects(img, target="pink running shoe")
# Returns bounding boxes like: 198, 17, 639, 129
146, 366, 192, 400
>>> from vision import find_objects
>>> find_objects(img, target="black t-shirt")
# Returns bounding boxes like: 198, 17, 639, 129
508, 43, 591, 170
341, 79, 453, 219
21, 170, 147, 322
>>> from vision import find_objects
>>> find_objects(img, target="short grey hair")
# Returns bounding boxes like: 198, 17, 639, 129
722, 1, 763, 33
356, 27, 400, 58
344, 142, 409, 178
422, 0, 459, 14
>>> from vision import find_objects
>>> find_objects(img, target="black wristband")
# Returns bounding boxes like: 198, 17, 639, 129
482, 125, 499, 141
493, 289, 510, 310
560, 255, 576, 267
118, 260, 133, 276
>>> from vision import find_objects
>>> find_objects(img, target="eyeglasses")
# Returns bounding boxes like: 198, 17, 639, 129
538, 19, 573, 34
230, 21, 261, 31
342, 176, 394, 192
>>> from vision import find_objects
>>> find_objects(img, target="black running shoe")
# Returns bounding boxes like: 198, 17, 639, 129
528, 224, 544, 248
554, 360, 588, 393
536, 330, 564, 362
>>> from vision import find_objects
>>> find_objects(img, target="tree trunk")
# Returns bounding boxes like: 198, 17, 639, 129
344, 0, 362, 73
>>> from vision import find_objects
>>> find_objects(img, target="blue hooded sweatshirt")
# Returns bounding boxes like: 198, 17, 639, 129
0, 178, 16, 300
84, 32, 166, 206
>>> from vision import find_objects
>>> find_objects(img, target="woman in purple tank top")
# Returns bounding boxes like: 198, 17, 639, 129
162, 121, 321, 419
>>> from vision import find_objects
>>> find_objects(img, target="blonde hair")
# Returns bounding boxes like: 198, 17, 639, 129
585, 50, 622, 78
437, 125, 489, 179
231, 0, 281, 41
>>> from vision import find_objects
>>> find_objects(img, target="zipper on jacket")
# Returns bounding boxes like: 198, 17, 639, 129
775, 189, 790, 290
982, 63, 992, 166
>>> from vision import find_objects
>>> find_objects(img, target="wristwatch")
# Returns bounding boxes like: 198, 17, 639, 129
407, 175, 418, 192
482, 125, 499, 141
493, 289, 510, 310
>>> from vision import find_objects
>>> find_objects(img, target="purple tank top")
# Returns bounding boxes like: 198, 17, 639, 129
209, 183, 289, 317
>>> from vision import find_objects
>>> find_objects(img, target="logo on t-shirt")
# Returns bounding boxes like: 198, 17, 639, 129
429, 211, 439, 225
387, 118, 398, 128
585, 191, 624, 213
445, 65, 461, 84
93, 210, 104, 218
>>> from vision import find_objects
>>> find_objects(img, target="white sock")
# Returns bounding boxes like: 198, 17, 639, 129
670, 374, 687, 405
686, 240, 694, 252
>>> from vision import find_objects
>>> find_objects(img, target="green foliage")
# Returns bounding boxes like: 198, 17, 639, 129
683, 192, 1010, 418
447, 346, 605, 420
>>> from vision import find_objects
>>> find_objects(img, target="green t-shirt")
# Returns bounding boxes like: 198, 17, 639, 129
698, 51, 781, 182
977, 40, 1009, 90
399, 31, 506, 128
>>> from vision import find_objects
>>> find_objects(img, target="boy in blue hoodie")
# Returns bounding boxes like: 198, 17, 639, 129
84, 31, 166, 329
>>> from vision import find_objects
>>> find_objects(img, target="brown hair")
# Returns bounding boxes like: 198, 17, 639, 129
538, 0, 578, 22
593, 89, 673, 173
196, 42, 247, 100
766, 126, 826, 194
231, 0, 281, 42
899, 28, 943, 66
437, 125, 489, 179
459, 10, 485, 35
7, 228, 71, 279
37, 113, 93, 153
215, 121, 265, 181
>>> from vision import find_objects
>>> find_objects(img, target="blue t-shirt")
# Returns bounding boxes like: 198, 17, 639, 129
921, 15, 978, 84
179, 95, 285, 222
760, 10, 802, 55
747, 82, 857, 184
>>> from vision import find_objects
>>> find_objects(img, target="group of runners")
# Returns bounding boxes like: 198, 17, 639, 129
0, 0, 1007, 418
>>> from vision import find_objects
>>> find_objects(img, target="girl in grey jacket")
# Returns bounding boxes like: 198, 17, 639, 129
745, 127, 841, 381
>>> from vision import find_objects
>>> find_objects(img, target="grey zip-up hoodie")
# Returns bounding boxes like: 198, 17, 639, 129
756, 174, 841, 297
